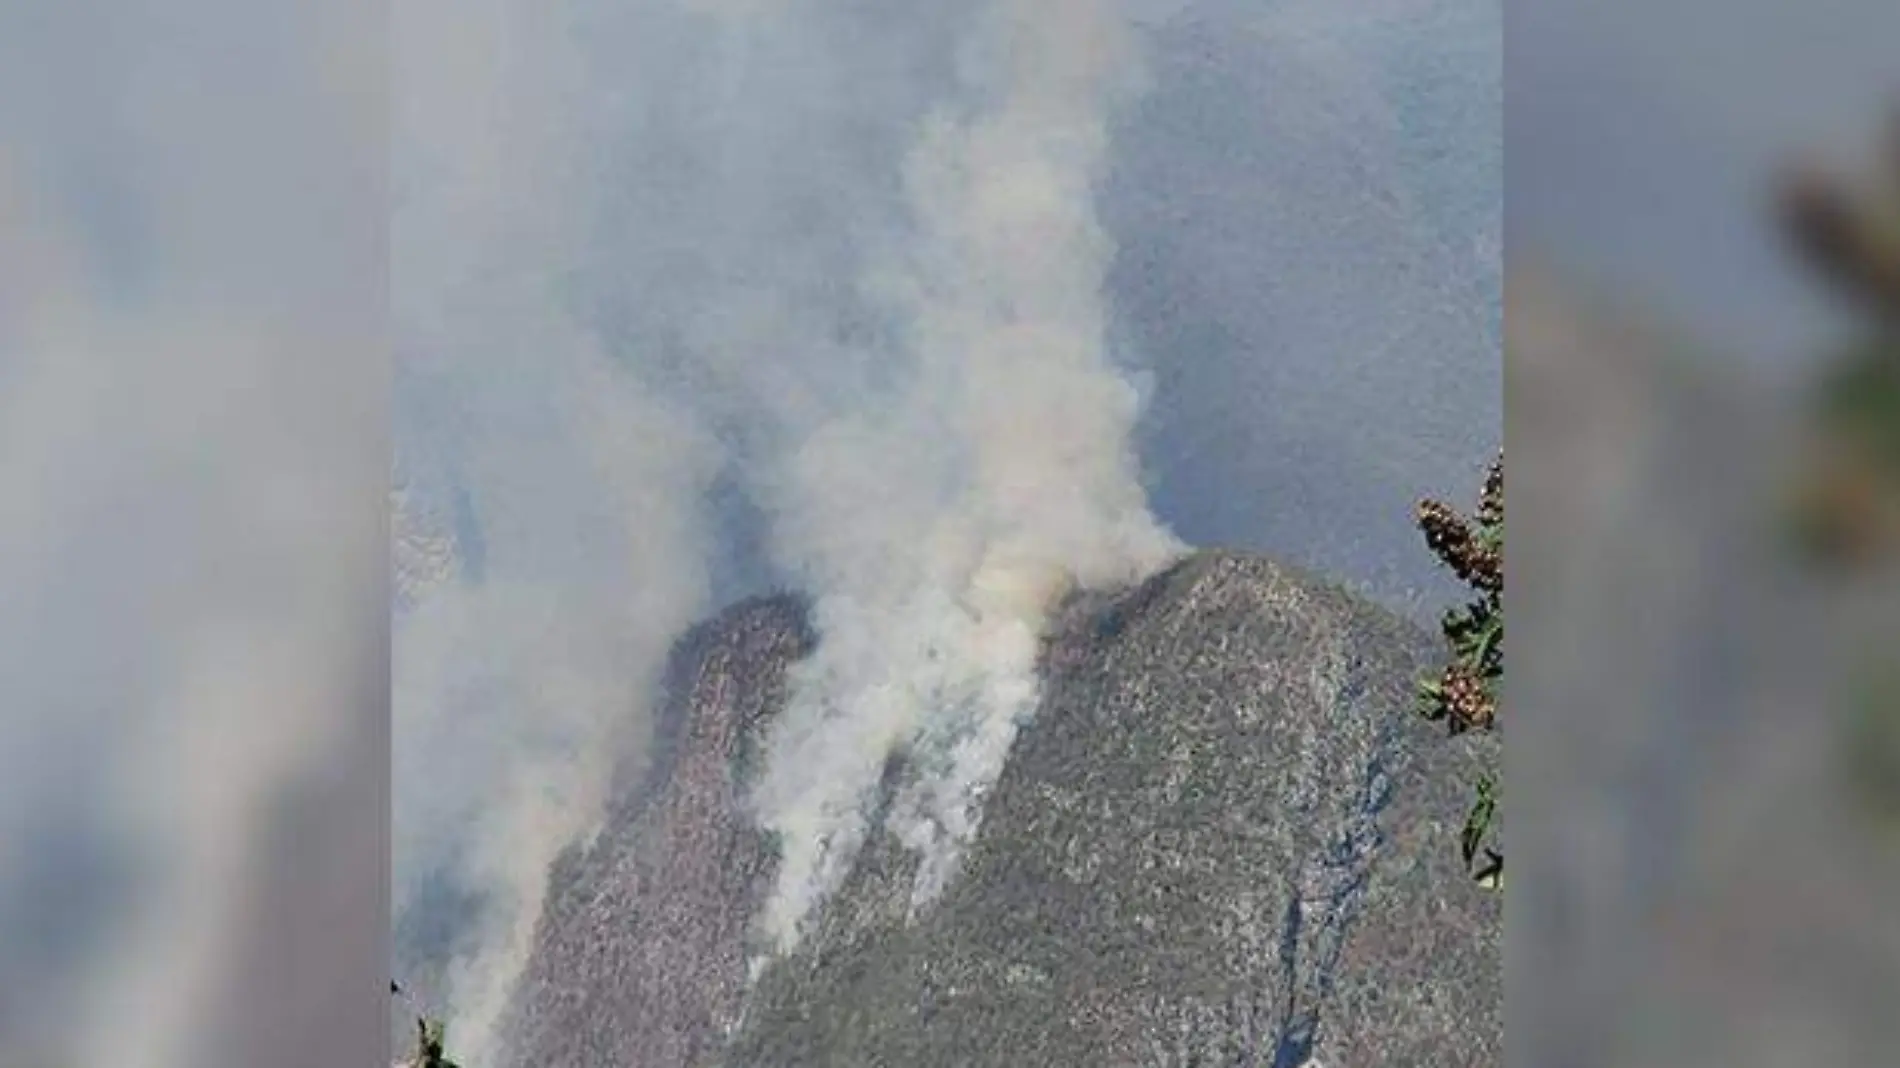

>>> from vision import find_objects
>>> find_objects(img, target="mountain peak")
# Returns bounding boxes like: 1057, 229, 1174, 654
504, 548, 1498, 1066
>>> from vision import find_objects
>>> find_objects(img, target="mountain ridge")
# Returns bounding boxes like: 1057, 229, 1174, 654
502, 547, 1499, 1067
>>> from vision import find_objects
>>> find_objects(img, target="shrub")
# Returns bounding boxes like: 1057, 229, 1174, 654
1414, 451, 1503, 887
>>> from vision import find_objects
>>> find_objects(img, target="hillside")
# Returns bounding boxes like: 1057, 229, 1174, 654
501, 549, 1500, 1066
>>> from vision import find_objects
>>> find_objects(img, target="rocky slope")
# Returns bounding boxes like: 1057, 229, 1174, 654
502, 549, 1499, 1066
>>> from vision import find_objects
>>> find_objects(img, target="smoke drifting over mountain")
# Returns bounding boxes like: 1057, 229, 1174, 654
394, 0, 1177, 1053
744, 0, 1181, 958
392, 2, 723, 1060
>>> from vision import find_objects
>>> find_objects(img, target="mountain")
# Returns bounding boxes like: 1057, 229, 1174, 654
501, 549, 1500, 1067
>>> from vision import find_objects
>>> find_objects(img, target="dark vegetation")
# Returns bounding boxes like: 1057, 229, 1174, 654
1778, 109, 1900, 566
1778, 112, 1900, 833
1413, 452, 1504, 887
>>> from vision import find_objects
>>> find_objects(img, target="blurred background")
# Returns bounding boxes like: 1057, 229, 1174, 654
0, 1, 387, 1065
1510, 0, 1900, 1063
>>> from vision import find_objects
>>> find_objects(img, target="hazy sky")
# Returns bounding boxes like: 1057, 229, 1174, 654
2, 0, 1504, 1061
392, 0, 1504, 623
1108, 0, 1501, 614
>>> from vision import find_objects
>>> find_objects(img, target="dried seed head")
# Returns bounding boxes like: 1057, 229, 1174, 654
1419, 497, 1500, 592
1478, 453, 1503, 529
1418, 497, 1473, 562
1779, 160, 1900, 320
1441, 662, 1496, 734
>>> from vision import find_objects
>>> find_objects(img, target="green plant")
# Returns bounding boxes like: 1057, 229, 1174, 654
1777, 116, 1900, 869
1414, 451, 1503, 887
1461, 773, 1502, 889
1777, 115, 1900, 568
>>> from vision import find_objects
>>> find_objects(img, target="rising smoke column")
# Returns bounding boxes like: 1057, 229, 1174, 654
748, 0, 1183, 961
393, 0, 1182, 1046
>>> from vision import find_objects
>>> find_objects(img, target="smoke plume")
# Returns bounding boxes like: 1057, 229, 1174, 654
744, 0, 1182, 959
391, 0, 720, 1060
392, 0, 1178, 1050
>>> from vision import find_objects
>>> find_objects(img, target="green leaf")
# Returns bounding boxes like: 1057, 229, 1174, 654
1461, 775, 1497, 870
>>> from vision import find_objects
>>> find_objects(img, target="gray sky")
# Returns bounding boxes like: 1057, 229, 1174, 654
1109, 0, 1501, 614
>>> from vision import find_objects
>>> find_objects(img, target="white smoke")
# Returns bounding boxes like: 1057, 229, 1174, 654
391, 0, 720, 1060
392, 0, 1181, 1049
745, 0, 1183, 959
392, 376, 716, 1064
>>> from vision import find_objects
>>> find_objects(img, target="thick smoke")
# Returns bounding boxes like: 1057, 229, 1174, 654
392, 0, 719, 1060
745, 0, 1182, 958
392, 385, 715, 1064
393, 0, 1178, 1050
